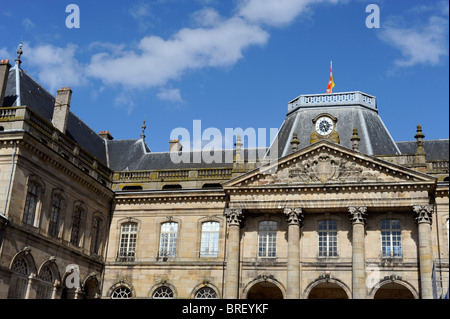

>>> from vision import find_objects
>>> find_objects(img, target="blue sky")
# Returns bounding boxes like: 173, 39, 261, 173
1, 0, 448, 153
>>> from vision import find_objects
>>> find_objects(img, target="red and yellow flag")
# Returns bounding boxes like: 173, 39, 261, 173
326, 61, 335, 94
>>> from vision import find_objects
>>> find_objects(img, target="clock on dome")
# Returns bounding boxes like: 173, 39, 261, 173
315, 116, 334, 136
310, 114, 340, 145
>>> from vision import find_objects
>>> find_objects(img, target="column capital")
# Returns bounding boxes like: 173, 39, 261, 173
348, 206, 367, 225
284, 208, 304, 226
225, 208, 243, 226
413, 205, 433, 225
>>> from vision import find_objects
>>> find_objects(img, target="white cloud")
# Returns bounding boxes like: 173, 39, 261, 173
192, 8, 222, 27
129, 2, 155, 31
86, 16, 269, 88
22, 18, 36, 31
25, 43, 87, 92
237, 0, 340, 27
114, 90, 135, 115
0, 47, 12, 61
379, 15, 449, 67
157, 88, 184, 103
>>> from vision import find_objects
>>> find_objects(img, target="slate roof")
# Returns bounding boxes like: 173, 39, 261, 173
267, 103, 401, 159
2, 66, 108, 164
106, 138, 266, 171
396, 140, 449, 161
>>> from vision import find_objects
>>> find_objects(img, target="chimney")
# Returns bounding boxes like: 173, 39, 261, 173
0, 59, 11, 108
53, 87, 72, 133
99, 131, 114, 140
169, 139, 183, 152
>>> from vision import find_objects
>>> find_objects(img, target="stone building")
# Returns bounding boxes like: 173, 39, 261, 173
0, 48, 448, 299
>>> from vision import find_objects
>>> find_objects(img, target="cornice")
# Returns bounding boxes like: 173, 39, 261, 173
2, 134, 114, 201
115, 190, 227, 204
224, 182, 435, 195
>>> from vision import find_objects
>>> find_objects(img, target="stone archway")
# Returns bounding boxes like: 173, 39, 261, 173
247, 281, 284, 299
307, 283, 349, 299
373, 282, 415, 299
305, 277, 351, 299
83, 274, 100, 299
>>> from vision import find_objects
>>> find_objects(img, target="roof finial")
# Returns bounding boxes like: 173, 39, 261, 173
234, 134, 243, 163
15, 40, 23, 66
290, 132, 300, 152
351, 128, 360, 151
414, 124, 425, 156
141, 120, 146, 140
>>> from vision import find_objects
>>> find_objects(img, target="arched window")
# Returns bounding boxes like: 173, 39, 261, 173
7, 257, 29, 299
23, 181, 39, 225
111, 287, 132, 299
318, 220, 338, 257
258, 221, 277, 258
159, 222, 178, 258
381, 219, 402, 258
200, 222, 220, 257
195, 287, 217, 299
70, 205, 84, 246
36, 266, 54, 299
118, 222, 138, 262
152, 286, 174, 299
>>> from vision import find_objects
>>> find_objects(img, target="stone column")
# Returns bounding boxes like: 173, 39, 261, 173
51, 280, 60, 299
24, 273, 37, 299
284, 208, 304, 299
224, 208, 243, 299
348, 206, 367, 299
413, 205, 434, 299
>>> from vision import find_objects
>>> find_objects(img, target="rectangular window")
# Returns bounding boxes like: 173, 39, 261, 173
200, 222, 220, 257
118, 223, 137, 261
318, 220, 338, 257
159, 222, 178, 258
91, 217, 102, 255
70, 207, 83, 246
48, 196, 62, 236
258, 221, 277, 258
23, 182, 39, 225
381, 219, 402, 258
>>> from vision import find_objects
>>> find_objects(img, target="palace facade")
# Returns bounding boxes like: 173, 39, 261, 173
0, 51, 448, 299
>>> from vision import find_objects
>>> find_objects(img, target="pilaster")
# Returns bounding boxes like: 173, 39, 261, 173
348, 206, 367, 299
223, 208, 243, 299
284, 208, 304, 299
413, 205, 434, 299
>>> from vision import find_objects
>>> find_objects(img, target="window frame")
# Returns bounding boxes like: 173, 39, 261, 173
152, 286, 174, 299
200, 221, 220, 258
111, 286, 133, 299
91, 215, 104, 256
118, 222, 138, 262
381, 219, 403, 258
22, 175, 45, 227
48, 189, 67, 237
70, 202, 86, 247
258, 220, 277, 258
318, 219, 338, 258
7, 256, 30, 299
159, 222, 178, 258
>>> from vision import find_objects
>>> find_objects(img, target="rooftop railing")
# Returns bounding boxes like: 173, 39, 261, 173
288, 91, 377, 113
0, 106, 113, 186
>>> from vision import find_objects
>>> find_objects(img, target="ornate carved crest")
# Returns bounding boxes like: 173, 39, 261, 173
253, 151, 393, 185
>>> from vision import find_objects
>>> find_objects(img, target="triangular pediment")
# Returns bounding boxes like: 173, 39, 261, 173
223, 141, 436, 188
